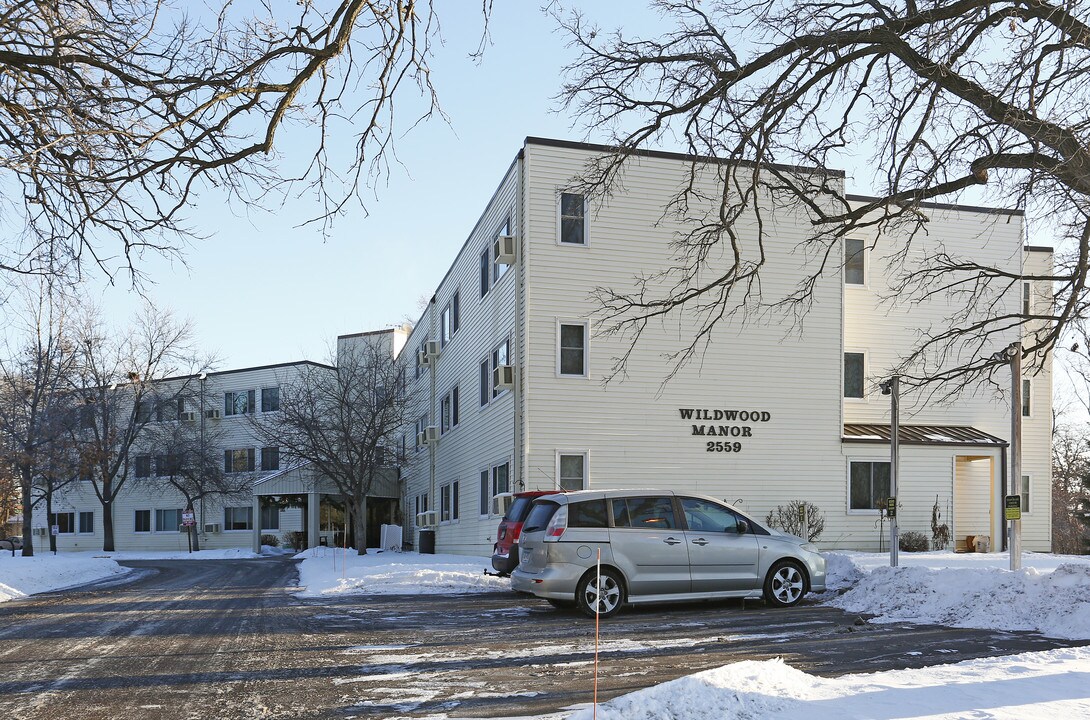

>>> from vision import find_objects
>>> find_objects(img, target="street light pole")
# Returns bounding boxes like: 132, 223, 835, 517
881, 376, 900, 568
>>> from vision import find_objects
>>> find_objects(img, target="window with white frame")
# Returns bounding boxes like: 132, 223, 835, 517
480, 245, 491, 297
441, 386, 459, 434
415, 493, 429, 518
479, 463, 509, 515
224, 506, 253, 531
1022, 378, 1031, 417
844, 352, 865, 398
492, 339, 510, 398
48, 512, 75, 534
479, 470, 489, 516
559, 192, 587, 245
225, 390, 255, 416
558, 453, 586, 491
155, 508, 183, 532
849, 460, 891, 510
495, 217, 512, 280
1021, 474, 1031, 513
78, 511, 94, 534
479, 358, 490, 406
441, 292, 461, 346
1023, 281, 1031, 316
845, 238, 865, 285
441, 482, 458, 523
261, 387, 280, 412
224, 448, 255, 473
260, 504, 280, 530
134, 510, 151, 533
559, 323, 587, 376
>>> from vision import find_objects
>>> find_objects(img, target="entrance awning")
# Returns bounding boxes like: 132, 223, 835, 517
843, 424, 1007, 447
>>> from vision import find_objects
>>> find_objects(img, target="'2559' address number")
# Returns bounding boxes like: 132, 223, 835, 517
706, 441, 742, 452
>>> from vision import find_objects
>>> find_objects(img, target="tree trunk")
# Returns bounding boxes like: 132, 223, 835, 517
354, 494, 368, 555
19, 464, 33, 557
102, 498, 115, 552
188, 502, 200, 552
46, 494, 55, 553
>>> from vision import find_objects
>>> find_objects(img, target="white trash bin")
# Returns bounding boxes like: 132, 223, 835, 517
975, 535, 990, 553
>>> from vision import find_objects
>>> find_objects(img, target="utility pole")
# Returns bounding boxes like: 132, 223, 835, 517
1008, 343, 1022, 571
880, 376, 900, 567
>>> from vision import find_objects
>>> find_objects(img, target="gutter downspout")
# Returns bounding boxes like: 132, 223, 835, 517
514, 149, 526, 491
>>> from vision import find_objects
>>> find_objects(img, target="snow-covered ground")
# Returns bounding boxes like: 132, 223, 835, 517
0, 553, 132, 603
294, 547, 509, 597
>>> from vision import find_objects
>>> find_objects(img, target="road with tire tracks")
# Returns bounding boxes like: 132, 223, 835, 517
0, 557, 1084, 719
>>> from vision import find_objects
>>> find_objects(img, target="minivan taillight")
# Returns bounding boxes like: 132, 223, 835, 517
543, 506, 568, 542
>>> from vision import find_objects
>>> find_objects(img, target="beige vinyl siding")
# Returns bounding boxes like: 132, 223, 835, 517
1019, 248, 1053, 550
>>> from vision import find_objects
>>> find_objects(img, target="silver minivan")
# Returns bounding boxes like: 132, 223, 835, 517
510, 489, 826, 617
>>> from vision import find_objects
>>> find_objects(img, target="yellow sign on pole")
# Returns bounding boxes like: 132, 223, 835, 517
1004, 495, 1022, 521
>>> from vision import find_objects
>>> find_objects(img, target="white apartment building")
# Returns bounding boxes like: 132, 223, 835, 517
403, 137, 1052, 555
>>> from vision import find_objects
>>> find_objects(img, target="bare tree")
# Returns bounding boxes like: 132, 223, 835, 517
0, 0, 476, 284
556, 1, 1084, 389
140, 389, 247, 552
0, 279, 76, 556
69, 306, 207, 551
256, 339, 411, 554
1052, 423, 1090, 554
0, 457, 20, 543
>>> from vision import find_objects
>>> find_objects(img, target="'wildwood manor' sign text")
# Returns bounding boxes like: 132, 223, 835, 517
679, 408, 772, 453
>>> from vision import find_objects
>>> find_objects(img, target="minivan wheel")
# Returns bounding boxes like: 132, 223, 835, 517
764, 560, 806, 608
576, 568, 625, 619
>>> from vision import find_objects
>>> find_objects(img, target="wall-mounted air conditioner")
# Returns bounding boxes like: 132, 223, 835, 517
417, 425, 439, 447
493, 364, 515, 390
415, 510, 439, 528
203, 523, 221, 534
180, 411, 197, 422
491, 493, 514, 517
494, 234, 516, 265
418, 340, 441, 367
205, 408, 221, 420
32, 526, 47, 536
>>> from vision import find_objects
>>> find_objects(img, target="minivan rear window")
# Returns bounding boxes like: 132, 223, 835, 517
612, 497, 675, 529
505, 497, 534, 523
522, 500, 560, 532
568, 499, 607, 528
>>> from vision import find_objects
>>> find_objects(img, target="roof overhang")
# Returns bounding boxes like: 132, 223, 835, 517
843, 424, 1007, 448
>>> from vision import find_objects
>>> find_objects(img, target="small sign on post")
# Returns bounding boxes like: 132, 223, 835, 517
886, 497, 897, 518
181, 511, 195, 526
50, 525, 58, 536
1004, 495, 1022, 521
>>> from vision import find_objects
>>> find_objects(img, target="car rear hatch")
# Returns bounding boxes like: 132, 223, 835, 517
516, 499, 561, 573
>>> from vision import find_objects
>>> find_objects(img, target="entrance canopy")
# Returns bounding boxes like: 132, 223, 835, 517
842, 424, 1007, 447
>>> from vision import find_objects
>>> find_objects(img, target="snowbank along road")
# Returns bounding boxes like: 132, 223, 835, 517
0, 557, 1085, 719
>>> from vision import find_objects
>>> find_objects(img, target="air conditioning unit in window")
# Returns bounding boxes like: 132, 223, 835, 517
415, 510, 439, 528
205, 408, 221, 420
491, 492, 514, 517
33, 526, 47, 536
493, 364, 515, 390
180, 410, 197, 422
418, 341, 441, 367
417, 425, 439, 447
203, 523, 220, 534
494, 234, 516, 265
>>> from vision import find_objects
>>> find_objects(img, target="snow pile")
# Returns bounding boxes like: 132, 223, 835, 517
568, 647, 1090, 720
295, 548, 510, 597
92, 548, 261, 560
0, 553, 131, 603
824, 552, 1090, 640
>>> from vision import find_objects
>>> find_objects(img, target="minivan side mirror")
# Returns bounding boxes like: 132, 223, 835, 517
736, 520, 749, 535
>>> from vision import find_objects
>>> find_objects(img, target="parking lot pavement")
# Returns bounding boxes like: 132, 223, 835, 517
0, 559, 1085, 720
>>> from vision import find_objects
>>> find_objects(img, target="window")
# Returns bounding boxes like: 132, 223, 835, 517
136, 400, 153, 424
845, 238, 865, 285
492, 339, 510, 398
134, 510, 151, 533
156, 397, 184, 422
441, 386, 459, 434
155, 454, 180, 477
441, 304, 453, 346
1023, 281, 1031, 316
78, 511, 94, 534
134, 455, 152, 479
568, 499, 607, 528
844, 352, 865, 398
441, 483, 451, 522
559, 323, 587, 376
261, 387, 280, 412
415, 414, 428, 451
850, 461, 891, 510
261, 447, 280, 472
452, 292, 461, 334
1022, 378, 1031, 417
680, 498, 740, 533
415, 337, 429, 379
612, 497, 675, 529
1021, 474, 1031, 513
452, 480, 459, 520
155, 508, 183, 532
559, 192, 587, 245
224, 448, 255, 474
480, 358, 490, 406
480, 246, 491, 297
224, 506, 253, 531
48, 512, 75, 534
494, 217, 512, 281
225, 390, 255, 416
479, 463, 510, 516
558, 453, 586, 491
479, 470, 489, 516
260, 504, 280, 530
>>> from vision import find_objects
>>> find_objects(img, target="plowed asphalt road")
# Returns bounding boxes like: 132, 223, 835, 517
0, 557, 1084, 719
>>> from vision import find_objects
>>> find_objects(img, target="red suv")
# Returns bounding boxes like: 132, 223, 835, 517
491, 491, 563, 575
